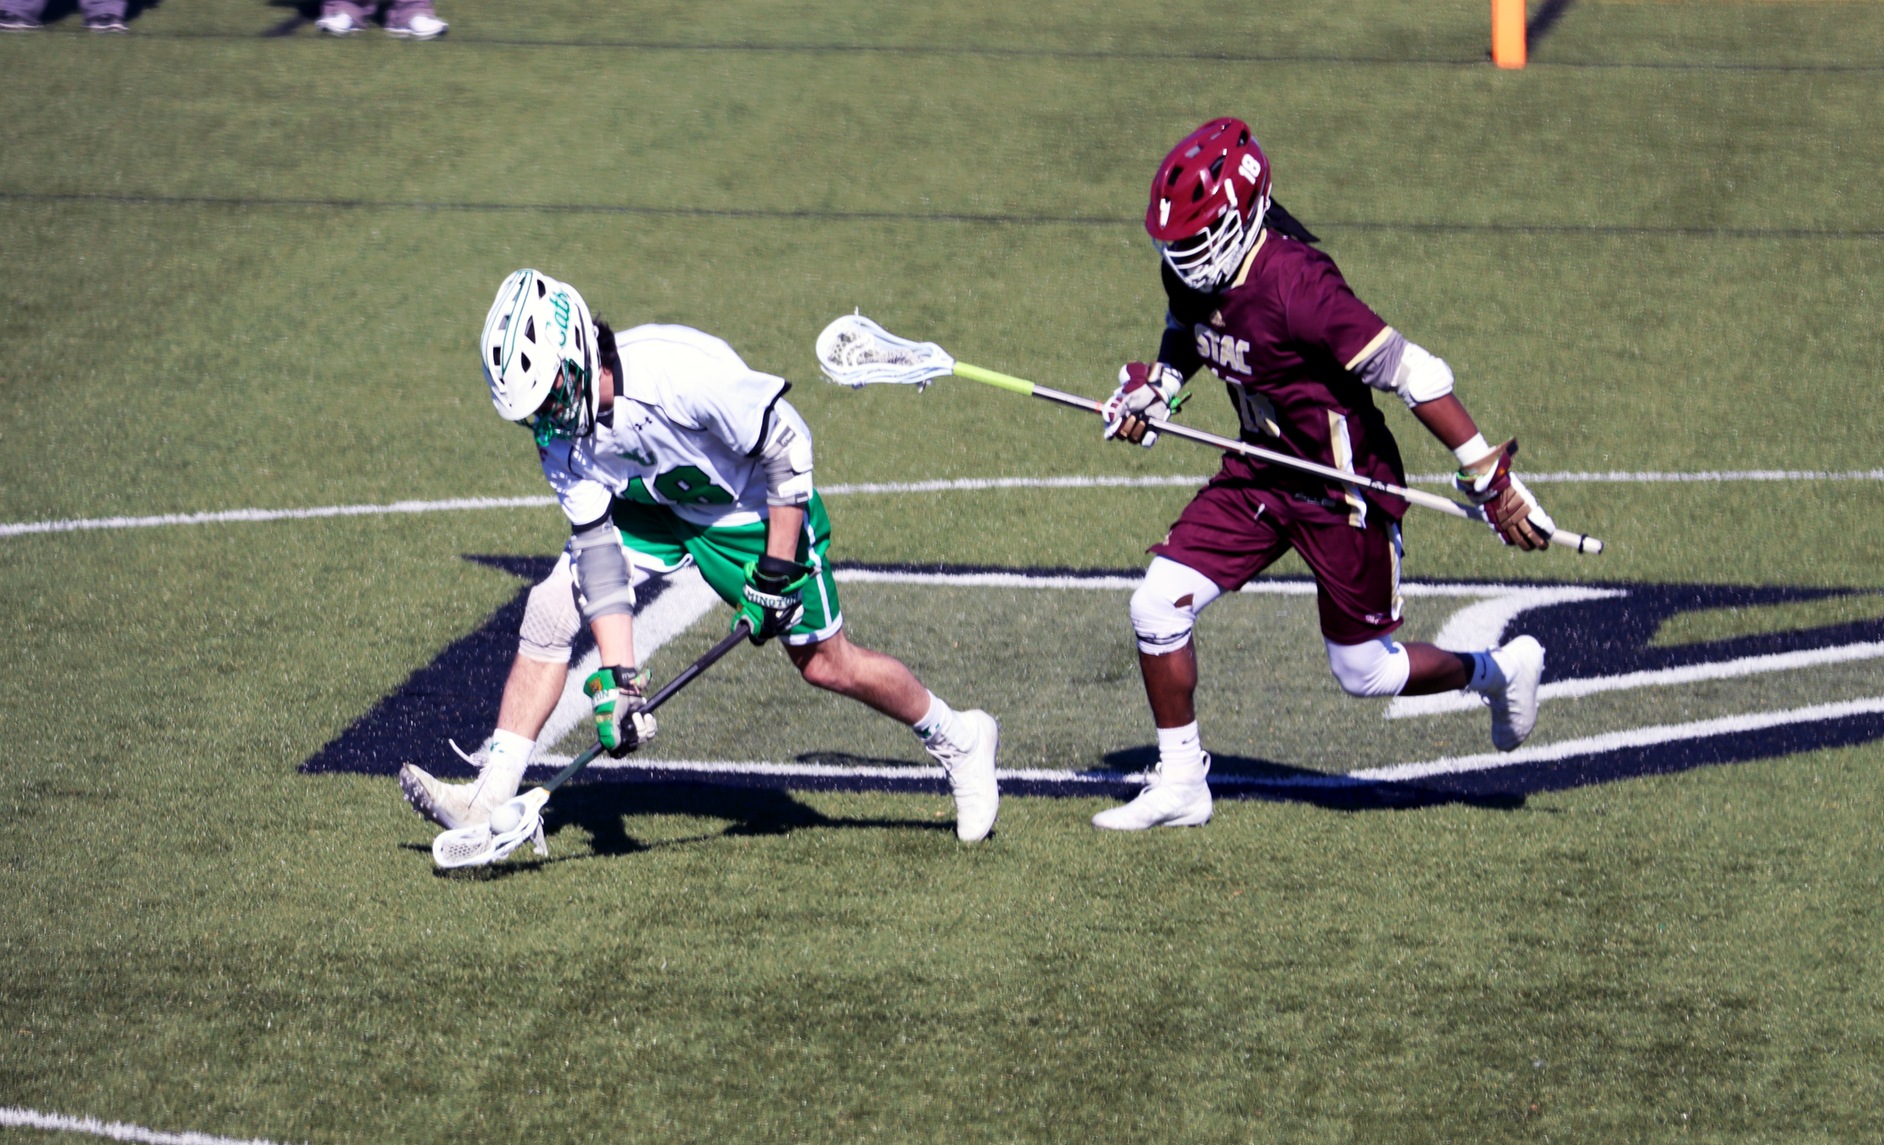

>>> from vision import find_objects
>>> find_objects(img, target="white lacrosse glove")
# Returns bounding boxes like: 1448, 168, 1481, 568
1454, 438, 1554, 551
1101, 361, 1185, 448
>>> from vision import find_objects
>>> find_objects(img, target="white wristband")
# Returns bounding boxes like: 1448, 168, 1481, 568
1451, 433, 1492, 467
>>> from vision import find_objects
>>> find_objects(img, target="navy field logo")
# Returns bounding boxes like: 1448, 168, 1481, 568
306, 561, 1884, 809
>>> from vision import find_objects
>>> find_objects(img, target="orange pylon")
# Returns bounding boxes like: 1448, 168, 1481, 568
1492, 0, 1526, 69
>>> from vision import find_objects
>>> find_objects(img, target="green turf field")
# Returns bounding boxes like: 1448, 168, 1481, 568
4, 1, 1883, 1141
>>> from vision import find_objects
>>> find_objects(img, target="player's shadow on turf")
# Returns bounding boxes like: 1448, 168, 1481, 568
410, 784, 947, 878
262, 0, 316, 35
1102, 747, 1528, 812
549, 781, 951, 858
793, 750, 919, 768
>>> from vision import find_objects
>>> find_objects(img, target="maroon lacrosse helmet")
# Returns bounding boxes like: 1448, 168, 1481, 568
1146, 117, 1273, 292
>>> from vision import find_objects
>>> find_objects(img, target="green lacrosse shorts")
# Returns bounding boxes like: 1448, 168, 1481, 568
609, 492, 843, 646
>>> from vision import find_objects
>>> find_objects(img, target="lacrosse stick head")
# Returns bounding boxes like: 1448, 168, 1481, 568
815, 313, 956, 390
430, 787, 551, 870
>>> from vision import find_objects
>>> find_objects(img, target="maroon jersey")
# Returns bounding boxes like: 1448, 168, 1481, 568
1158, 230, 1407, 523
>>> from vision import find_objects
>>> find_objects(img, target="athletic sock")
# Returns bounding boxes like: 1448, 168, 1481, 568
477, 729, 533, 791
465, 730, 533, 806
1155, 722, 1207, 786
1464, 651, 1504, 695
487, 728, 535, 767
913, 692, 970, 752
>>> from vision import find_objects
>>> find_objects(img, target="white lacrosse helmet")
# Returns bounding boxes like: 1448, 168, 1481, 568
480, 269, 598, 441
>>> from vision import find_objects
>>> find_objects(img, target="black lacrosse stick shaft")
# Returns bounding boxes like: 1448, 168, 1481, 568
538, 618, 753, 794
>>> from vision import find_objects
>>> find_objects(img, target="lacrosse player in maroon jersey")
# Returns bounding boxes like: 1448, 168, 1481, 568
1092, 117, 1555, 831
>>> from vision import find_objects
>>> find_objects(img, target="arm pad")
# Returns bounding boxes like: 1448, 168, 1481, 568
758, 398, 814, 507
1354, 330, 1455, 408
569, 518, 635, 622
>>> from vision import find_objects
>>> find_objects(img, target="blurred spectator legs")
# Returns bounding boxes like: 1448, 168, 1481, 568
316, 2, 372, 36
0, 0, 129, 31
318, 0, 448, 39
384, 0, 447, 38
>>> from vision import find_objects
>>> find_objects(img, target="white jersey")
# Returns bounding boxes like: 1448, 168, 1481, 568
538, 324, 795, 528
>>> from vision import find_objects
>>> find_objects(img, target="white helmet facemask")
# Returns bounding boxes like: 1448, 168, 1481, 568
1157, 192, 1269, 293
481, 269, 598, 445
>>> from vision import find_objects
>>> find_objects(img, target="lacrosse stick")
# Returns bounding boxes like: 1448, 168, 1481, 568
815, 314, 1603, 554
431, 618, 754, 870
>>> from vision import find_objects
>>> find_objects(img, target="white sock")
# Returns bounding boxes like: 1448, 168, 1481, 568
475, 729, 534, 792
1464, 651, 1503, 694
1156, 722, 1207, 786
487, 728, 535, 767
467, 730, 534, 805
913, 692, 968, 751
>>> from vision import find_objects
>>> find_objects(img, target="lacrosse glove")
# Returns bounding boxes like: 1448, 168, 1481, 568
1101, 361, 1185, 447
1455, 438, 1553, 551
585, 665, 656, 757
736, 555, 810, 645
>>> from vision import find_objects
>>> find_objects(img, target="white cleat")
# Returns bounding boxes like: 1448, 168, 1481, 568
315, 10, 364, 35
928, 710, 1000, 842
385, 12, 447, 38
399, 742, 523, 830
1485, 635, 1545, 751
1092, 753, 1213, 830
400, 764, 480, 829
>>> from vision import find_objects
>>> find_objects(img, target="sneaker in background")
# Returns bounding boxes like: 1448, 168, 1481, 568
315, 9, 364, 35
385, 11, 447, 39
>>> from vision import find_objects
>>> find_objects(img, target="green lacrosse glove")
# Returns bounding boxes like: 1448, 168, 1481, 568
584, 665, 655, 757
735, 555, 810, 645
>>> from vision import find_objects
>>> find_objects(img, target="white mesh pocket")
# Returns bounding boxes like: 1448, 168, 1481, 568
432, 825, 498, 868
815, 314, 953, 388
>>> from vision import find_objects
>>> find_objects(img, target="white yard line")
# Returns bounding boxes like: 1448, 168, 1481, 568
821, 475, 1203, 494
531, 567, 1574, 763
0, 496, 558, 538
1478, 469, 1884, 484
836, 568, 1150, 592
1352, 696, 1884, 784
565, 568, 1872, 739
532, 696, 1884, 790
836, 567, 1601, 600
1388, 640, 1884, 718
6, 469, 1882, 538
0, 1106, 297, 1145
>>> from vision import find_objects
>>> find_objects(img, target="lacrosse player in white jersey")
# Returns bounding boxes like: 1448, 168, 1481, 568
399, 270, 1001, 841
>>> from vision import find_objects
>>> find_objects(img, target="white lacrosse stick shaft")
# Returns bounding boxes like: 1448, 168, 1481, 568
814, 314, 1603, 554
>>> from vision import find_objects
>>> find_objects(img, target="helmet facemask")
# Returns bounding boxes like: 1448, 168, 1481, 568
1157, 166, 1269, 292
528, 357, 596, 447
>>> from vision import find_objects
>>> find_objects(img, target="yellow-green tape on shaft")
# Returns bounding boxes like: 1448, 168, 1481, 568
951, 362, 1037, 396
